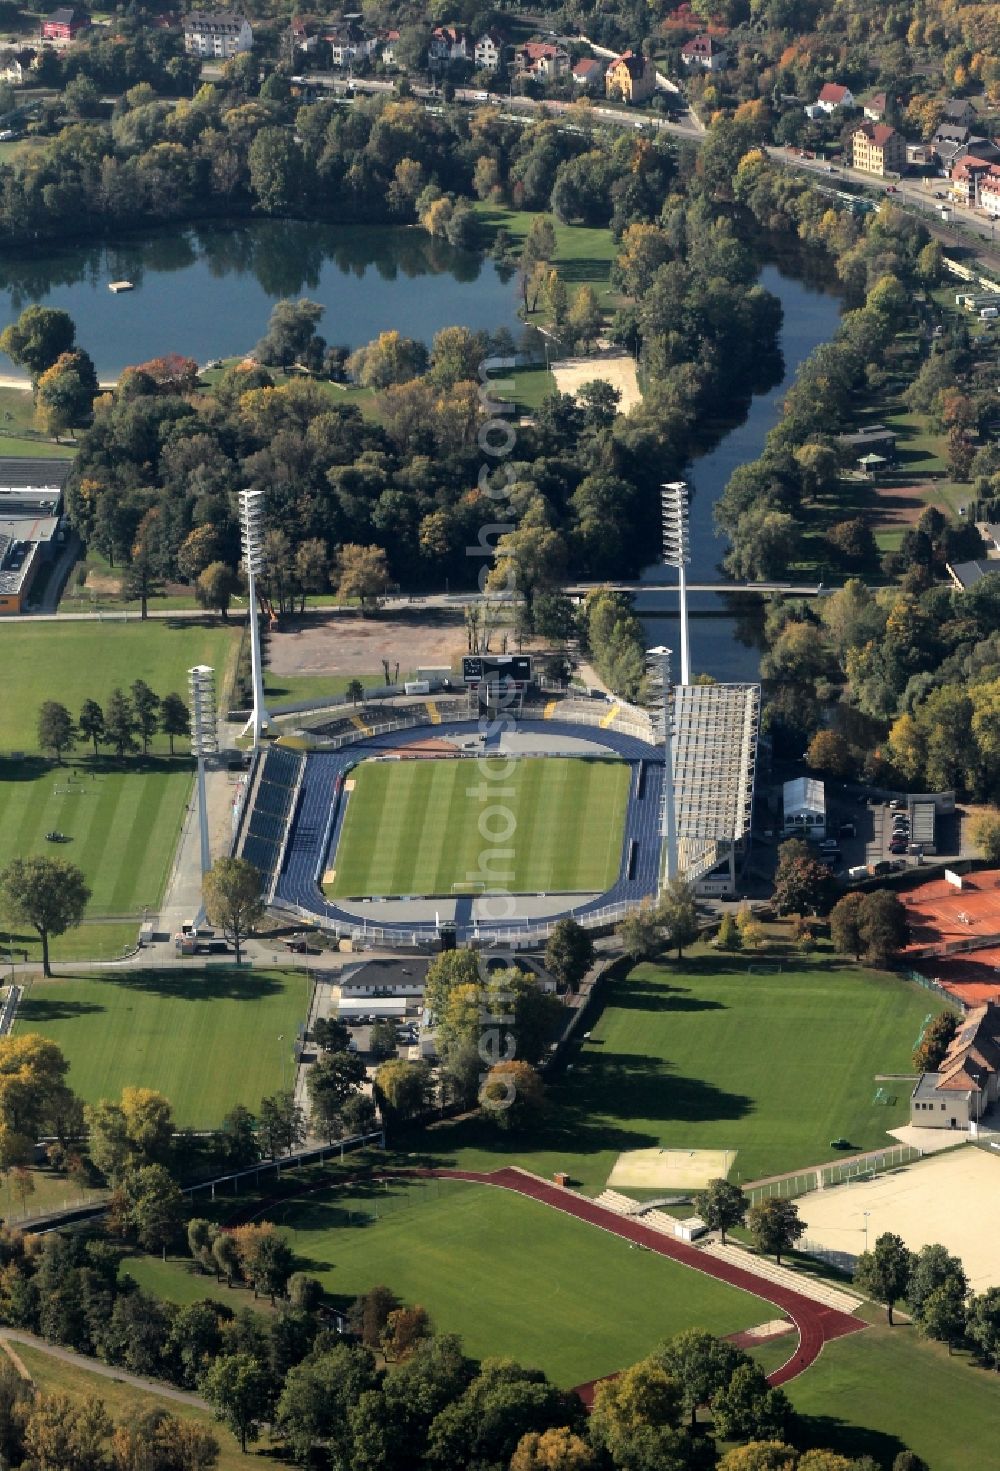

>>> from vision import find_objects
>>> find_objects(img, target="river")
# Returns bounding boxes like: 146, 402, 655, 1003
637, 260, 843, 681
0, 219, 526, 379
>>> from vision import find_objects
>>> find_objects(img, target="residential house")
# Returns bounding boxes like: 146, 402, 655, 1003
931, 122, 972, 170
605, 49, 655, 103
381, 28, 399, 65
863, 90, 887, 121
514, 40, 570, 79
289, 19, 317, 54
0, 49, 24, 82
183, 10, 253, 58
949, 150, 1000, 206
910, 1002, 1000, 1129
474, 29, 506, 72
679, 33, 728, 71
851, 120, 906, 176
980, 167, 1000, 217
325, 21, 373, 68
836, 424, 898, 465
41, 6, 89, 42
572, 55, 605, 88
941, 96, 977, 129
429, 24, 469, 68
782, 776, 826, 840
813, 81, 854, 113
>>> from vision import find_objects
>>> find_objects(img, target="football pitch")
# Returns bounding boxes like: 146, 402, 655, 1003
326, 756, 630, 898
16, 969, 311, 1127
269, 1177, 770, 1386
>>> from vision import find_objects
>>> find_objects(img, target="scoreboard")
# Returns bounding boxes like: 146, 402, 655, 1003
462, 654, 533, 685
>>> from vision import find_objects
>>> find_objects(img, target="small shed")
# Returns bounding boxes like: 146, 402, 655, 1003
782, 776, 826, 840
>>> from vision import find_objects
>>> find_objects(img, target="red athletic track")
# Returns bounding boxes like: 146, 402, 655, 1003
227, 1165, 865, 1392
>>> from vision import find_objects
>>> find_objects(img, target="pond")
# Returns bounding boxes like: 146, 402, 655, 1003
0, 218, 526, 379
639, 260, 844, 681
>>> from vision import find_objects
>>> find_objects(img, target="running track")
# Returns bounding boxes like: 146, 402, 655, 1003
227, 1165, 865, 1392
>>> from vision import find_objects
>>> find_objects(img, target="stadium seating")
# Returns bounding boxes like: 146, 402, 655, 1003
240, 745, 303, 890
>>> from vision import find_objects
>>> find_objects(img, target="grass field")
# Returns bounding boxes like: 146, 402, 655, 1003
327, 756, 629, 898
267, 1177, 771, 1386
12, 1343, 258, 1471
15, 969, 311, 1126
401, 955, 936, 1191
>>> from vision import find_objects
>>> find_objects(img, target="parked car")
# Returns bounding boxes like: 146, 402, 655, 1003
890, 798, 906, 811
889, 840, 908, 854
838, 821, 856, 838
820, 838, 840, 851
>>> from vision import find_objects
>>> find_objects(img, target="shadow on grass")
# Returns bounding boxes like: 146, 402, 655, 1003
77, 970, 287, 1002
18, 997, 105, 1022
796, 1413, 906, 1467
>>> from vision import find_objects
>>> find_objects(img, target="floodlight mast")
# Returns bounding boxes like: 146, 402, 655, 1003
238, 488, 271, 745
648, 645, 678, 886
188, 664, 219, 919
661, 482, 691, 686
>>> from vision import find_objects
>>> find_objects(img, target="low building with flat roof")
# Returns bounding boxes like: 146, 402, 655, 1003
0, 465, 72, 615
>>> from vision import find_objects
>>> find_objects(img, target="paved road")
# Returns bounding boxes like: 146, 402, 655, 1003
0, 1329, 210, 1408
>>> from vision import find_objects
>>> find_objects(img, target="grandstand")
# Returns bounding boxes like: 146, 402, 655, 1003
237, 745, 304, 899
670, 683, 760, 897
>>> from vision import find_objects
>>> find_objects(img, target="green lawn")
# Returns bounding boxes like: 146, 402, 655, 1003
401, 956, 938, 1191
473, 204, 618, 302
269, 1177, 771, 1386
265, 670, 416, 706
327, 755, 629, 898
1, 621, 238, 753
781, 1317, 1000, 1471
489, 363, 557, 413
15, 969, 311, 1126
14, 1343, 261, 1471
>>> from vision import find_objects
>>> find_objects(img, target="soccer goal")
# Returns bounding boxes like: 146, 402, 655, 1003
746, 962, 782, 974
451, 881, 487, 895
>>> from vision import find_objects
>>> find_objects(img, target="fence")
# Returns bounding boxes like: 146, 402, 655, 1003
744, 1143, 924, 1207
906, 968, 962, 1006
182, 1129, 385, 1203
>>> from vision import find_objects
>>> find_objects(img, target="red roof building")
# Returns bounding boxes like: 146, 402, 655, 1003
41, 7, 90, 42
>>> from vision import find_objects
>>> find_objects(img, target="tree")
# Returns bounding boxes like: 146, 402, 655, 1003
196, 562, 238, 619
257, 1090, 305, 1159
212, 1232, 240, 1287
188, 1217, 217, 1273
347, 331, 428, 388
589, 1356, 682, 1447
805, 730, 853, 777
772, 838, 835, 917
124, 510, 165, 619
276, 1343, 377, 1467
716, 912, 741, 950
37, 702, 75, 763
34, 350, 99, 436
368, 1018, 399, 1061
0, 305, 76, 381
104, 688, 138, 762
695, 1178, 747, 1244
746, 1199, 804, 1264
249, 127, 305, 214
424, 950, 481, 1021
0, 1033, 78, 1167
255, 298, 325, 369
919, 1278, 968, 1353
374, 1059, 432, 1124
0, 856, 90, 978
335, 544, 390, 611
131, 679, 160, 756
912, 1012, 958, 1073
220, 1104, 259, 1167
658, 879, 699, 958
967, 1287, 1000, 1370
618, 901, 663, 961
203, 857, 264, 964
201, 1352, 271, 1452
313, 1015, 351, 1053
288, 1273, 323, 1312
970, 810, 1000, 865
510, 1427, 595, 1471
479, 1060, 545, 1132
77, 700, 104, 759
857, 889, 908, 966
854, 1233, 915, 1326
160, 693, 190, 756
346, 678, 364, 706
566, 285, 602, 351
711, 1363, 791, 1443
657, 1329, 745, 1430
382, 1305, 431, 1362
232, 1222, 295, 1302
307, 1051, 366, 1140
717, 1447, 804, 1471
829, 892, 866, 961
543, 918, 595, 993
109, 1164, 186, 1256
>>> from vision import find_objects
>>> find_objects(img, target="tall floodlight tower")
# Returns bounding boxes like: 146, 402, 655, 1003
661, 482, 691, 686
188, 665, 218, 891
648, 645, 678, 886
239, 488, 271, 745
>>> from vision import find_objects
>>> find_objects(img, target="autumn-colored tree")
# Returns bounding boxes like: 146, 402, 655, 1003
479, 1060, 544, 1132
334, 544, 390, 612
510, 1427, 596, 1471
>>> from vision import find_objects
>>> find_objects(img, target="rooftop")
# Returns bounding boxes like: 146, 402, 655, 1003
783, 775, 825, 812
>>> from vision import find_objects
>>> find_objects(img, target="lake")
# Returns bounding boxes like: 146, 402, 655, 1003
0, 219, 526, 379
638, 260, 843, 681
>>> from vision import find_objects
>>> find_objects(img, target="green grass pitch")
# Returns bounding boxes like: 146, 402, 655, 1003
0, 621, 238, 923
402, 955, 940, 1190
327, 756, 630, 898
16, 969, 311, 1127
268, 1177, 771, 1386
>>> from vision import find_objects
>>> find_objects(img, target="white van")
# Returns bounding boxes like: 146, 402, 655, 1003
981, 307, 999, 319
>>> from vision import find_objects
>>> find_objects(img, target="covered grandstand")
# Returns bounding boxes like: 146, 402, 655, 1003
669, 683, 760, 898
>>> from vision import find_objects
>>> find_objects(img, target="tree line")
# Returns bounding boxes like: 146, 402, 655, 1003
37, 686, 191, 764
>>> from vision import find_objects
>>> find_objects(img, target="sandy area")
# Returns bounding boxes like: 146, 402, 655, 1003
267, 613, 466, 677
608, 1147, 736, 1191
552, 353, 642, 413
798, 1146, 1000, 1289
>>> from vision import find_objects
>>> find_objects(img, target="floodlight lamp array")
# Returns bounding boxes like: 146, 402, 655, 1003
188, 664, 219, 757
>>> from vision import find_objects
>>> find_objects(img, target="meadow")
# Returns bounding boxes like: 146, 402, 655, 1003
327, 755, 629, 898
15, 969, 311, 1126
403, 955, 937, 1190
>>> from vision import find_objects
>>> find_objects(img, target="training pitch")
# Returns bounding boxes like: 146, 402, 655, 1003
326, 755, 629, 899
269, 1177, 770, 1386
16, 969, 311, 1127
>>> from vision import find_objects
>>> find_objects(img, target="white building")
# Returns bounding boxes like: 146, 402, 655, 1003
183, 10, 253, 58
474, 29, 505, 71
782, 776, 826, 840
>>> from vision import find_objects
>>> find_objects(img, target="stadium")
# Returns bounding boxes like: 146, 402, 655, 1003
232, 662, 760, 947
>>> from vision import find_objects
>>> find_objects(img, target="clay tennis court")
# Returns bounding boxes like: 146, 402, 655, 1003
901, 868, 1000, 1005
551, 353, 642, 413
799, 1146, 1000, 1290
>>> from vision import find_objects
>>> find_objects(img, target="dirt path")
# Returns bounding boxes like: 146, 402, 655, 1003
225, 1165, 866, 1391
0, 1330, 210, 1408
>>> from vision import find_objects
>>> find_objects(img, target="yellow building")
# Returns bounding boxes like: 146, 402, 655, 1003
605, 49, 655, 105
851, 121, 906, 177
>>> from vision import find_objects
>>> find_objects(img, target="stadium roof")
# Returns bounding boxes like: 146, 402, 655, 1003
672, 683, 759, 843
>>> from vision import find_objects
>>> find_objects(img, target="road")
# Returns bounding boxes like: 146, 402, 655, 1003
0, 1329, 211, 1408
